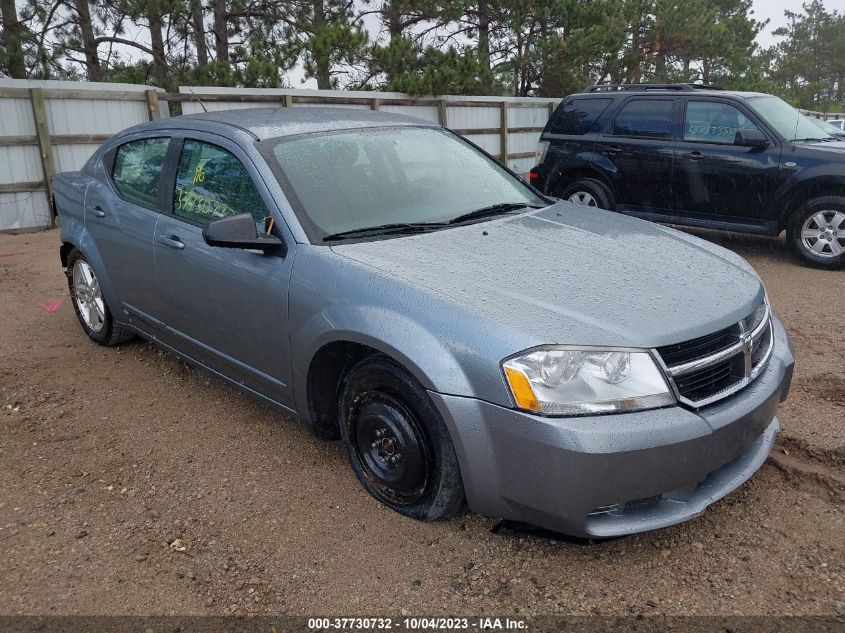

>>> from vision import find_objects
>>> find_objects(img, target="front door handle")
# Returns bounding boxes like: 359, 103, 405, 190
687, 151, 705, 161
157, 234, 185, 250
88, 205, 106, 218
605, 145, 623, 155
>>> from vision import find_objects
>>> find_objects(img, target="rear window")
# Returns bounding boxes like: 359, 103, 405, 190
612, 100, 674, 139
551, 98, 612, 135
111, 138, 169, 209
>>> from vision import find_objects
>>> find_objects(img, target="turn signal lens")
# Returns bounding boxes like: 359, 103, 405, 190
504, 366, 541, 412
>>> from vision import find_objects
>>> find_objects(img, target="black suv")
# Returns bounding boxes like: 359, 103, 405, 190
530, 84, 845, 268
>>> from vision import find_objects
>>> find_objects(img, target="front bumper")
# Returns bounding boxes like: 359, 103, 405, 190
430, 315, 795, 538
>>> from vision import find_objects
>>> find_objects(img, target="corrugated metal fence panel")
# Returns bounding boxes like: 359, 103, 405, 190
0, 192, 51, 231
46, 97, 147, 135
0, 97, 36, 135
379, 104, 438, 123
0, 79, 161, 231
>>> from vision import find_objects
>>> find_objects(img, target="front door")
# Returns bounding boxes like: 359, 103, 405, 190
673, 99, 783, 225
595, 97, 677, 212
152, 134, 295, 408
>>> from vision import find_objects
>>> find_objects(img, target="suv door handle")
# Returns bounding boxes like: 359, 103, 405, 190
687, 151, 705, 161
605, 145, 623, 155
158, 234, 185, 250
88, 205, 106, 218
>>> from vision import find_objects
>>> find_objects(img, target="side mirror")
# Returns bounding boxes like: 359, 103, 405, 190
734, 129, 769, 149
202, 213, 285, 255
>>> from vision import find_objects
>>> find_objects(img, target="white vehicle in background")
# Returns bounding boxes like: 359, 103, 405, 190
826, 119, 845, 131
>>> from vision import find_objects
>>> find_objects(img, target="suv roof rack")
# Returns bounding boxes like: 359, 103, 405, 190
583, 83, 726, 93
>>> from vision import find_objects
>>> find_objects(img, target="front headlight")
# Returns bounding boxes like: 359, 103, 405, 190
502, 347, 676, 416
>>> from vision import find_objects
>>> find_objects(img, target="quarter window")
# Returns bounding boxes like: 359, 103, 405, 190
112, 138, 169, 209
684, 101, 759, 143
551, 98, 613, 135
612, 100, 674, 139
172, 140, 268, 227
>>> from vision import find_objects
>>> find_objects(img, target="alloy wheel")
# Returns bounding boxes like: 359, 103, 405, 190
801, 210, 845, 258
72, 260, 106, 332
568, 191, 597, 207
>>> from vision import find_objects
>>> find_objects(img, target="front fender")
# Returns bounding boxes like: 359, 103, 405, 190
291, 303, 477, 423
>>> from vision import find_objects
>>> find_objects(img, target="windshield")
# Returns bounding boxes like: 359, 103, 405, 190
747, 96, 832, 142
813, 119, 844, 136
265, 126, 541, 242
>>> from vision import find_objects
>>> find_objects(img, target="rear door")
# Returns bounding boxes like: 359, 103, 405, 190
84, 135, 173, 320
594, 97, 678, 212
672, 98, 782, 225
152, 133, 295, 407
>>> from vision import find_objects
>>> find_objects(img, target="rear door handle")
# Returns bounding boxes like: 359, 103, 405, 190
687, 151, 705, 161
88, 205, 106, 218
157, 234, 185, 250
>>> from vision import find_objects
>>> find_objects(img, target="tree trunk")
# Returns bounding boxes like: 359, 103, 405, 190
74, 0, 102, 81
1, 0, 27, 78
213, 0, 228, 63
192, 0, 208, 66
312, 0, 331, 89
385, 0, 402, 42
477, 0, 492, 90
148, 11, 168, 86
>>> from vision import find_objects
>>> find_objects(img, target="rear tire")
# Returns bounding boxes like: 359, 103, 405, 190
786, 197, 845, 269
338, 355, 465, 521
66, 248, 134, 346
559, 178, 613, 210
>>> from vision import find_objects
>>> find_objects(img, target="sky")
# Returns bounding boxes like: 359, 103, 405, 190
754, 0, 845, 47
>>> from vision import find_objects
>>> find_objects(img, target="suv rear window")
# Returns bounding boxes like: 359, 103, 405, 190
551, 98, 612, 135
612, 100, 674, 139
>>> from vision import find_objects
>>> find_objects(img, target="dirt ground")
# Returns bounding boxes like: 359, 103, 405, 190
0, 227, 843, 618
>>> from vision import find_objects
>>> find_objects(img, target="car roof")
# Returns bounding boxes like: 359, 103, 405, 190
140, 106, 437, 141
575, 85, 771, 100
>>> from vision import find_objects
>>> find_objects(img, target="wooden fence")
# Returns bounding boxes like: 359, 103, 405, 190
0, 79, 559, 233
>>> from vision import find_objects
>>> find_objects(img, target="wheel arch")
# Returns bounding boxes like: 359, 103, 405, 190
297, 318, 476, 440
777, 174, 845, 231
58, 222, 124, 326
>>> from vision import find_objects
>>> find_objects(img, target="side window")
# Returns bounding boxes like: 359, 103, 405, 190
112, 138, 169, 209
172, 140, 269, 227
551, 98, 613, 135
684, 101, 760, 143
612, 100, 674, 139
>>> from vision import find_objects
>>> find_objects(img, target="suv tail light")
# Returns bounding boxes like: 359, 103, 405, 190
535, 140, 550, 166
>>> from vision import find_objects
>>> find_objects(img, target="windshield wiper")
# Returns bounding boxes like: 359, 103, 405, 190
322, 222, 449, 242
448, 202, 544, 225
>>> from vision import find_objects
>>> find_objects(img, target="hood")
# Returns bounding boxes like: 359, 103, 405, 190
800, 139, 845, 154
330, 203, 765, 348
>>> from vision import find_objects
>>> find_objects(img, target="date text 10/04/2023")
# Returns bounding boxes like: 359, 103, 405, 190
306, 618, 528, 631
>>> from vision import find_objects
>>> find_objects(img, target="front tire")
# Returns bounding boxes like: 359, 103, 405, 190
559, 178, 613, 210
338, 355, 464, 521
66, 248, 134, 346
787, 197, 845, 268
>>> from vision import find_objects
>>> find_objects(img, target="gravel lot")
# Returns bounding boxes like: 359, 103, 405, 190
0, 227, 843, 617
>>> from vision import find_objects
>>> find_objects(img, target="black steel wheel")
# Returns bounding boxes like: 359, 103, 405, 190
339, 355, 465, 520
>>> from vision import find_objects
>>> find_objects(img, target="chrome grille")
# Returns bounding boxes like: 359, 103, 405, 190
656, 301, 774, 408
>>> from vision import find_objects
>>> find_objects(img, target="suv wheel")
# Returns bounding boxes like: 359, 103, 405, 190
66, 248, 135, 345
559, 178, 612, 210
338, 355, 465, 521
787, 197, 845, 268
